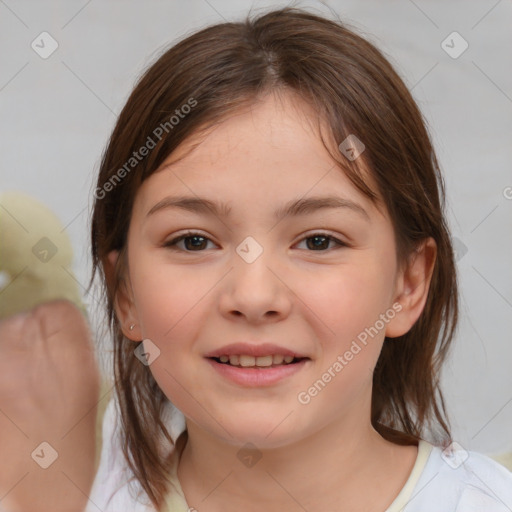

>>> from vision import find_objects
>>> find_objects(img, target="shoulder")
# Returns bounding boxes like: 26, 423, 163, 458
85, 395, 155, 512
406, 441, 512, 512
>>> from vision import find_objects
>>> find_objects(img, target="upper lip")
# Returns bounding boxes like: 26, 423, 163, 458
204, 342, 309, 359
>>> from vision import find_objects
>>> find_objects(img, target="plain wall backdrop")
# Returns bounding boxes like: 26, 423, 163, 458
1, 0, 511, 455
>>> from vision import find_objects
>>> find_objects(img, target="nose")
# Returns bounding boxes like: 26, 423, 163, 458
218, 246, 292, 324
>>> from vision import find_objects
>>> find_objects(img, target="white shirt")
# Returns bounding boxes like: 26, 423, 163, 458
86, 397, 512, 512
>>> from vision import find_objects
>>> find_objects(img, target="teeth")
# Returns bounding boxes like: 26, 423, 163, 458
239, 355, 255, 367
255, 355, 273, 367
217, 354, 299, 367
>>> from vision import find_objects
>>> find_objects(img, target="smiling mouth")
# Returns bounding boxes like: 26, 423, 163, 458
209, 355, 308, 368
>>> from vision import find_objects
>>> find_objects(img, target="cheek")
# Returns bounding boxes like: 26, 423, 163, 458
130, 251, 213, 340
129, 255, 211, 410
295, 259, 393, 344
291, 258, 394, 401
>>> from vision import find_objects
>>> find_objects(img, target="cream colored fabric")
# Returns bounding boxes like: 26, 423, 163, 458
491, 452, 512, 471
385, 441, 433, 512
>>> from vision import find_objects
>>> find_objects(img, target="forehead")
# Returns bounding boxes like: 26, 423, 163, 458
135, 91, 383, 220
162, 91, 328, 166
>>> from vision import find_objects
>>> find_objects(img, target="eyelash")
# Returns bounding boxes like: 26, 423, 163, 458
163, 231, 348, 252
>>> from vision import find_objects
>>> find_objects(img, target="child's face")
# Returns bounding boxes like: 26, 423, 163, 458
119, 91, 406, 448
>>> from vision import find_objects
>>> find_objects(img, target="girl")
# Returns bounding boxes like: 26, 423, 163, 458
87, 6, 512, 512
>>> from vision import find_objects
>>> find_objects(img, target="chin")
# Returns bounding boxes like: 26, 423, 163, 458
213, 416, 304, 450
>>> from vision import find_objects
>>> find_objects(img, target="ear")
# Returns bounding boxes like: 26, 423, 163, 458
385, 237, 437, 338
106, 250, 142, 341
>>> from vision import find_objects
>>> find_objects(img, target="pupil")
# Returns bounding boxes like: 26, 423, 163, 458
307, 236, 328, 250
185, 236, 206, 250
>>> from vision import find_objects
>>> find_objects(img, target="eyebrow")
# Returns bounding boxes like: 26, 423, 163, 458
146, 195, 370, 222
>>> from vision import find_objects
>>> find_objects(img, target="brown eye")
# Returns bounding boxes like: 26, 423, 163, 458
164, 232, 214, 251
297, 233, 346, 251
183, 235, 208, 250
307, 235, 330, 250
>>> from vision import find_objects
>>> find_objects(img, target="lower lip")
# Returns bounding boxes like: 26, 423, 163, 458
206, 358, 308, 387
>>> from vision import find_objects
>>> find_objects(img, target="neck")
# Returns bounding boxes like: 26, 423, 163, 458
176, 394, 418, 511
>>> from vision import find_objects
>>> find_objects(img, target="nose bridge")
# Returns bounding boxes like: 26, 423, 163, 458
219, 235, 291, 321
232, 235, 276, 292
235, 235, 266, 266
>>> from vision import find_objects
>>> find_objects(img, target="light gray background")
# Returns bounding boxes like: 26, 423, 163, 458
1, 0, 511, 455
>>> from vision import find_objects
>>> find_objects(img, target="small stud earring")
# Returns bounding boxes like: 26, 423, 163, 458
129, 324, 135, 331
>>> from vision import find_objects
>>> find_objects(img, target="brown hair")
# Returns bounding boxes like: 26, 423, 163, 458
90, 6, 458, 510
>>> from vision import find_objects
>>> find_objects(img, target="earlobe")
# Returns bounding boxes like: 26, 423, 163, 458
106, 249, 142, 341
385, 238, 437, 338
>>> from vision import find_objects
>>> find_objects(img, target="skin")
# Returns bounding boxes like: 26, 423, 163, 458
110, 90, 436, 511
0, 300, 100, 512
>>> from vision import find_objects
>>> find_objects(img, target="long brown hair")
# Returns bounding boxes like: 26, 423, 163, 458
90, 6, 458, 510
